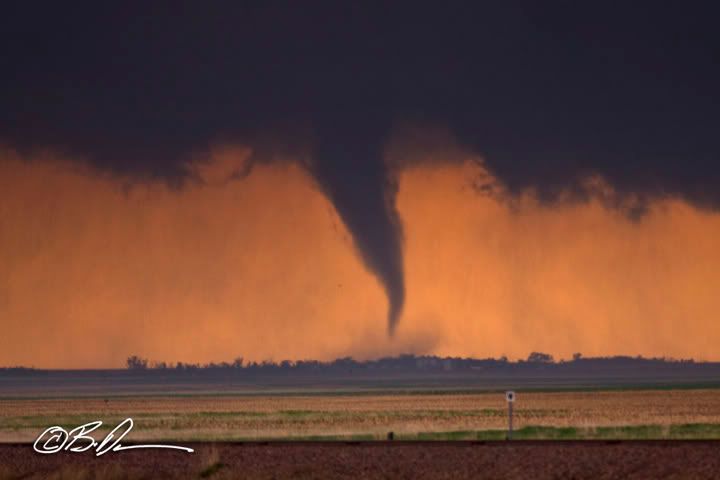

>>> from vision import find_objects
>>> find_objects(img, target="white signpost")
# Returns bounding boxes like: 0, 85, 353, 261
505, 391, 515, 440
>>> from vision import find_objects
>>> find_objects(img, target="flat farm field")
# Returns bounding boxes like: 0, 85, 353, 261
2, 389, 720, 442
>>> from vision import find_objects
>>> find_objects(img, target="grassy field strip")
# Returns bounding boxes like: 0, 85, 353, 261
2, 389, 720, 441
215, 424, 720, 441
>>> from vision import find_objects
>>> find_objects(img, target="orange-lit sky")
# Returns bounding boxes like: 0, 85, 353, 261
1, 143, 719, 368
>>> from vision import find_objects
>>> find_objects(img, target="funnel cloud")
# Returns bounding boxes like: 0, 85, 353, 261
310, 120, 405, 334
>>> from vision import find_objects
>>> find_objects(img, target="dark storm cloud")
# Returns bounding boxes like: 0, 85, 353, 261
2, 2, 720, 332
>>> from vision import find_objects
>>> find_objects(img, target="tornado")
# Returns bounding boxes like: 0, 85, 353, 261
309, 120, 405, 335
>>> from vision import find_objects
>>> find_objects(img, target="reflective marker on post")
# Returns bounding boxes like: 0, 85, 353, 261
505, 391, 515, 440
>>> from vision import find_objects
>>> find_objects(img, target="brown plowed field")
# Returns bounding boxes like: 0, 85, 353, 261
1, 441, 719, 480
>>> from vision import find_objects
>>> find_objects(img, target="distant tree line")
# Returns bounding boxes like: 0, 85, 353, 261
1, 352, 710, 375
120, 352, 702, 373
